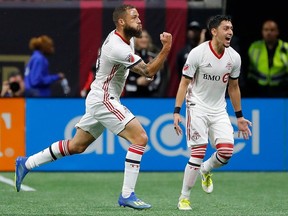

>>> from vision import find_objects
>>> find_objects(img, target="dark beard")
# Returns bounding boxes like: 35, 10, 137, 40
124, 26, 142, 38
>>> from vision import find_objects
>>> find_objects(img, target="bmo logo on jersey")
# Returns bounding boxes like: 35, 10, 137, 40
203, 74, 221, 81
203, 73, 230, 83
223, 73, 230, 83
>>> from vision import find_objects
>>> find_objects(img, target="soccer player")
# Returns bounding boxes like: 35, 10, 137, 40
15, 4, 172, 210
173, 15, 252, 210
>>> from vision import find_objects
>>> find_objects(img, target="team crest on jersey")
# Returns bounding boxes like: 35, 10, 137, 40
183, 64, 189, 71
191, 131, 201, 141
124, 106, 131, 114
226, 62, 232, 70
125, 53, 135, 63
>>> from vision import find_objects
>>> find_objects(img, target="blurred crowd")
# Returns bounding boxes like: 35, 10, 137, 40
1, 19, 288, 99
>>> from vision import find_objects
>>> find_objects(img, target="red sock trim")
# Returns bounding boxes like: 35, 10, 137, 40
128, 144, 145, 155
58, 140, 70, 156
191, 145, 207, 159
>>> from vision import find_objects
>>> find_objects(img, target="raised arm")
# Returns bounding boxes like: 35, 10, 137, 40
130, 32, 172, 78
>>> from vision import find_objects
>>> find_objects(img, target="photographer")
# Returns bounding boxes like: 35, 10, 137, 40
1, 71, 25, 97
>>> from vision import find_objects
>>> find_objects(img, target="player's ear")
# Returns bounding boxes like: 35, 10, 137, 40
211, 28, 217, 36
119, 18, 125, 25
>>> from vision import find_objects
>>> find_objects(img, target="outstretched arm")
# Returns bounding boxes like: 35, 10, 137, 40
228, 78, 252, 139
173, 76, 191, 136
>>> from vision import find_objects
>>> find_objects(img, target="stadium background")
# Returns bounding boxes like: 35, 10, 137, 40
0, 0, 287, 172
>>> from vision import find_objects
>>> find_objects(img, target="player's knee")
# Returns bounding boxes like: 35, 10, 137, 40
138, 132, 148, 146
130, 131, 148, 146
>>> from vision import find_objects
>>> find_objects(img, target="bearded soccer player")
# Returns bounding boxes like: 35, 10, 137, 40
15, 4, 172, 210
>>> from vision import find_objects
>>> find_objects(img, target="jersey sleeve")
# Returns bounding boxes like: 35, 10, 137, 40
109, 40, 142, 69
230, 51, 241, 79
182, 47, 199, 78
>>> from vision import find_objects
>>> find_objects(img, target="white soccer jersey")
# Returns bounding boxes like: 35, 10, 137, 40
87, 30, 142, 105
182, 41, 241, 114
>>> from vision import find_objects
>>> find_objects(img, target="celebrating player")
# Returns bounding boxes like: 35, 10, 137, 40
15, 4, 172, 210
173, 15, 252, 210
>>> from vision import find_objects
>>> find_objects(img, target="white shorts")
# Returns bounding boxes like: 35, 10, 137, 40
75, 98, 135, 139
186, 108, 234, 147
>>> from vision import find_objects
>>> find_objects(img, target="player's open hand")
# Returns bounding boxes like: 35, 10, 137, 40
237, 117, 252, 140
173, 113, 182, 136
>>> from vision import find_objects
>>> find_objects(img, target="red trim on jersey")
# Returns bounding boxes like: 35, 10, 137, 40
114, 31, 130, 45
187, 110, 191, 141
102, 65, 125, 120
209, 41, 224, 59
102, 64, 119, 101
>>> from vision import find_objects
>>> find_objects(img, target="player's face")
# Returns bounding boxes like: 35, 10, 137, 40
216, 20, 233, 48
123, 8, 142, 38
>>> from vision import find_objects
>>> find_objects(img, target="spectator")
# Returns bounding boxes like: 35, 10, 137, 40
80, 65, 96, 98
176, 21, 206, 80
245, 20, 288, 97
1, 71, 25, 97
123, 29, 166, 97
24, 35, 66, 97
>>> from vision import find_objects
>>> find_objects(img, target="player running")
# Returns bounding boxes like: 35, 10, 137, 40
15, 4, 172, 210
173, 15, 252, 210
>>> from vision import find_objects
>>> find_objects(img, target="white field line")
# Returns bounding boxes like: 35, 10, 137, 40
0, 175, 36, 191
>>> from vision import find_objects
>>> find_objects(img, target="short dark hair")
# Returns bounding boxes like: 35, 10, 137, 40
207, 15, 232, 35
113, 4, 135, 25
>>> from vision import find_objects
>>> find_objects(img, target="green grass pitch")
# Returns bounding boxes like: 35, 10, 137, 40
0, 172, 287, 215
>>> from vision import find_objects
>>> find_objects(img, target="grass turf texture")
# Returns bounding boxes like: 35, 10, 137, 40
0, 172, 287, 216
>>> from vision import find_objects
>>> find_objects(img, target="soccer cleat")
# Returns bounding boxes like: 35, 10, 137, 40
118, 192, 151, 210
15, 156, 29, 192
177, 198, 192, 210
200, 170, 213, 193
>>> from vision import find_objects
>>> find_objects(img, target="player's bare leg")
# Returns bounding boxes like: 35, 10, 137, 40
117, 118, 151, 209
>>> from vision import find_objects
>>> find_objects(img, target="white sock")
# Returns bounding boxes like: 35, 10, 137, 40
179, 163, 200, 200
121, 144, 145, 198
201, 152, 222, 173
26, 140, 70, 169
